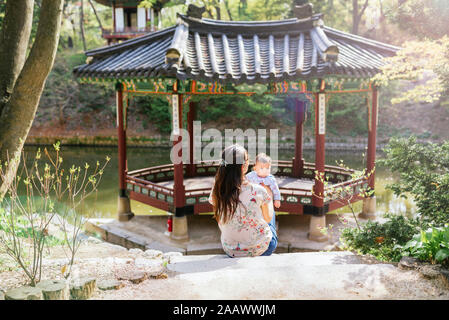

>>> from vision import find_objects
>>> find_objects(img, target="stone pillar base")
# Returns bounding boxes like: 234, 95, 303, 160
359, 196, 377, 220
308, 215, 329, 242
117, 196, 134, 222
171, 216, 189, 241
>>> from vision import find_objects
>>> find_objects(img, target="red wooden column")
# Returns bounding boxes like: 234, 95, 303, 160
367, 85, 378, 190
292, 99, 305, 178
117, 83, 127, 195
309, 80, 328, 241
116, 82, 133, 221
312, 83, 326, 211
171, 88, 188, 240
187, 100, 196, 177
172, 92, 186, 210
360, 85, 379, 219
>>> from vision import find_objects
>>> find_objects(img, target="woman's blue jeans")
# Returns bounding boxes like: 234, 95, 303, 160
261, 213, 278, 256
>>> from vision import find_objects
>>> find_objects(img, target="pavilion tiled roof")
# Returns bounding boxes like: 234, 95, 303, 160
73, 9, 400, 84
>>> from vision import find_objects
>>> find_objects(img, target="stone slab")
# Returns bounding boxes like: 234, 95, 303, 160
97, 280, 124, 291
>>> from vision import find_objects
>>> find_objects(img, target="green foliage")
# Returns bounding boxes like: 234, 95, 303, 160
0, 1, 5, 26
400, 225, 449, 267
135, 95, 172, 134
379, 137, 449, 227
326, 93, 367, 136
341, 214, 420, 262
0, 215, 64, 247
373, 37, 449, 105
38, 50, 115, 125
194, 94, 275, 126
388, 0, 449, 40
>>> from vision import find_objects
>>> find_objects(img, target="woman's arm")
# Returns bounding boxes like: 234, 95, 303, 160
258, 183, 273, 223
209, 192, 216, 207
261, 202, 273, 223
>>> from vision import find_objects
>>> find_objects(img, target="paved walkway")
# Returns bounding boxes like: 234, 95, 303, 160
98, 251, 449, 300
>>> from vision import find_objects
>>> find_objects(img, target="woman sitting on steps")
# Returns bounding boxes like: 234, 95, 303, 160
208, 144, 278, 257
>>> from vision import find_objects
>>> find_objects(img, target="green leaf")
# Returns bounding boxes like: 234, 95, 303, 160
435, 248, 449, 262
403, 240, 418, 250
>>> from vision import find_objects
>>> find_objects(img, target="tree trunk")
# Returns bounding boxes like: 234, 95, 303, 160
215, 6, 221, 20
224, 0, 233, 20
0, 0, 34, 116
352, 0, 360, 35
79, 0, 87, 51
0, 0, 64, 199
88, 0, 103, 31
352, 0, 369, 35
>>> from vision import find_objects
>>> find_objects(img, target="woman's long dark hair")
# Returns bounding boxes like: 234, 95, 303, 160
212, 144, 248, 224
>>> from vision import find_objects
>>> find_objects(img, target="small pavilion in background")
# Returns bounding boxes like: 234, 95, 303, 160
94, 0, 168, 44
74, 3, 400, 242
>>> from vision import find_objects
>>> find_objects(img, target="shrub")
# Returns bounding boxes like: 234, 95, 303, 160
0, 143, 109, 285
340, 214, 420, 262
379, 136, 449, 226
400, 225, 449, 268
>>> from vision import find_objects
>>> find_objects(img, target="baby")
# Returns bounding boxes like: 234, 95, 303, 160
245, 153, 281, 208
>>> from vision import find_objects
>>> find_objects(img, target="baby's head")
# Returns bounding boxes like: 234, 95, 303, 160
253, 153, 272, 178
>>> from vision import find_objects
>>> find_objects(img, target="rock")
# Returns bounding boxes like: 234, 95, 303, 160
135, 258, 163, 268
5, 286, 43, 300
103, 242, 128, 251
97, 280, 124, 291
117, 271, 147, 284
144, 249, 163, 258
129, 248, 144, 255
70, 278, 96, 300
419, 265, 449, 290
86, 236, 103, 244
104, 257, 133, 265
162, 251, 183, 263
439, 269, 449, 289
36, 280, 69, 300
152, 273, 168, 280
42, 258, 70, 267
398, 256, 421, 270
419, 264, 442, 279
135, 258, 165, 277
0, 290, 4, 300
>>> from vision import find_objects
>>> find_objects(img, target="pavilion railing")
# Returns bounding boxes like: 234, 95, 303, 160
127, 164, 176, 182
323, 176, 368, 203
126, 175, 174, 204
102, 27, 156, 36
126, 160, 361, 207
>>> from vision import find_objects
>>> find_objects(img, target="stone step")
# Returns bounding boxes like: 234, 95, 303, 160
167, 251, 386, 274
119, 251, 416, 300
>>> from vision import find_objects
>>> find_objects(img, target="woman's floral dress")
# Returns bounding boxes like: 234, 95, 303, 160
209, 182, 272, 257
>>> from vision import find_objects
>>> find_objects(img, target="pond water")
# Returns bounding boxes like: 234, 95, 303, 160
21, 146, 416, 219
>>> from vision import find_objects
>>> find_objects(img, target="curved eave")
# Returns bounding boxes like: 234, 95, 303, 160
73, 15, 399, 84
323, 26, 401, 55
85, 26, 177, 57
